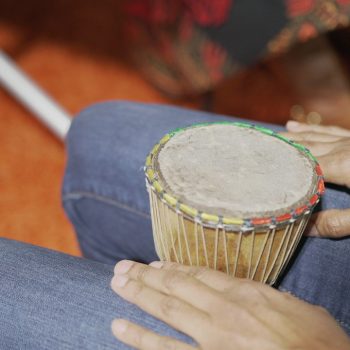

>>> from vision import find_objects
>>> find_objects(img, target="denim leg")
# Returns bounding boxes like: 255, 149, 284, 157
62, 101, 350, 334
0, 238, 194, 349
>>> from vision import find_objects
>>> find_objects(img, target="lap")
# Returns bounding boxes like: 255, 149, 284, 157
62, 101, 350, 333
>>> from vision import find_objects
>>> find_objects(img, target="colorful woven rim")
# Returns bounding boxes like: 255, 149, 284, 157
145, 122, 325, 230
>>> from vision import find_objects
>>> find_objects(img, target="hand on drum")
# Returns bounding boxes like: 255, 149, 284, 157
111, 260, 350, 350
282, 121, 350, 238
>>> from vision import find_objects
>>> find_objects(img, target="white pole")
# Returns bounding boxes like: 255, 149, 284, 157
0, 50, 72, 140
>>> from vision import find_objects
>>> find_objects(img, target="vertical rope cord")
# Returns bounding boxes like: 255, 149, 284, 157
164, 204, 180, 263
176, 214, 184, 264
158, 199, 171, 261
214, 226, 219, 270
153, 192, 168, 260
261, 229, 276, 283
194, 222, 199, 266
250, 230, 270, 280
273, 222, 295, 281
282, 214, 311, 271
222, 227, 229, 274
247, 230, 255, 279
264, 225, 291, 283
233, 231, 243, 276
149, 188, 162, 257
180, 215, 193, 265
200, 224, 209, 267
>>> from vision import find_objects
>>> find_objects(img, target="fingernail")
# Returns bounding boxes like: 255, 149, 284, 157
113, 319, 127, 334
286, 120, 300, 130
149, 261, 164, 269
114, 274, 129, 287
115, 260, 134, 275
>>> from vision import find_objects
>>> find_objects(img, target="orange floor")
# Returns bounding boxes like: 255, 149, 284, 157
0, 2, 299, 257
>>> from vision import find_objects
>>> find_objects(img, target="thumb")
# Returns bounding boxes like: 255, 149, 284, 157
306, 209, 350, 238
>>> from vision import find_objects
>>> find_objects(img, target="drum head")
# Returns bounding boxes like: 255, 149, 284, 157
146, 122, 323, 228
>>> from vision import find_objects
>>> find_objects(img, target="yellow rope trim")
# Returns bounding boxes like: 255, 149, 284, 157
159, 134, 171, 145
145, 155, 152, 167
201, 213, 219, 223
153, 181, 162, 193
163, 193, 177, 207
146, 168, 156, 182
179, 204, 198, 217
151, 143, 160, 156
223, 217, 244, 225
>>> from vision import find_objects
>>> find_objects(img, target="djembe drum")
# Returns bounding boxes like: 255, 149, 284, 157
145, 122, 324, 285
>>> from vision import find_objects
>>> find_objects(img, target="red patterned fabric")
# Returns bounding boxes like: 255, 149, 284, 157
270, 0, 350, 52
183, 0, 232, 26
286, 0, 316, 17
124, 0, 232, 26
123, 0, 350, 97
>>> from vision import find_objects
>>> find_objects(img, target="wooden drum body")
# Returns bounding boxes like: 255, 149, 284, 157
145, 122, 324, 285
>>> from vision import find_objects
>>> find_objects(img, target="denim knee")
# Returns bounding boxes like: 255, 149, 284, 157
62, 101, 156, 212
61, 101, 160, 263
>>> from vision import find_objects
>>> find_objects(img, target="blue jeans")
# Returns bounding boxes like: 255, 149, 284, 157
0, 102, 349, 349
